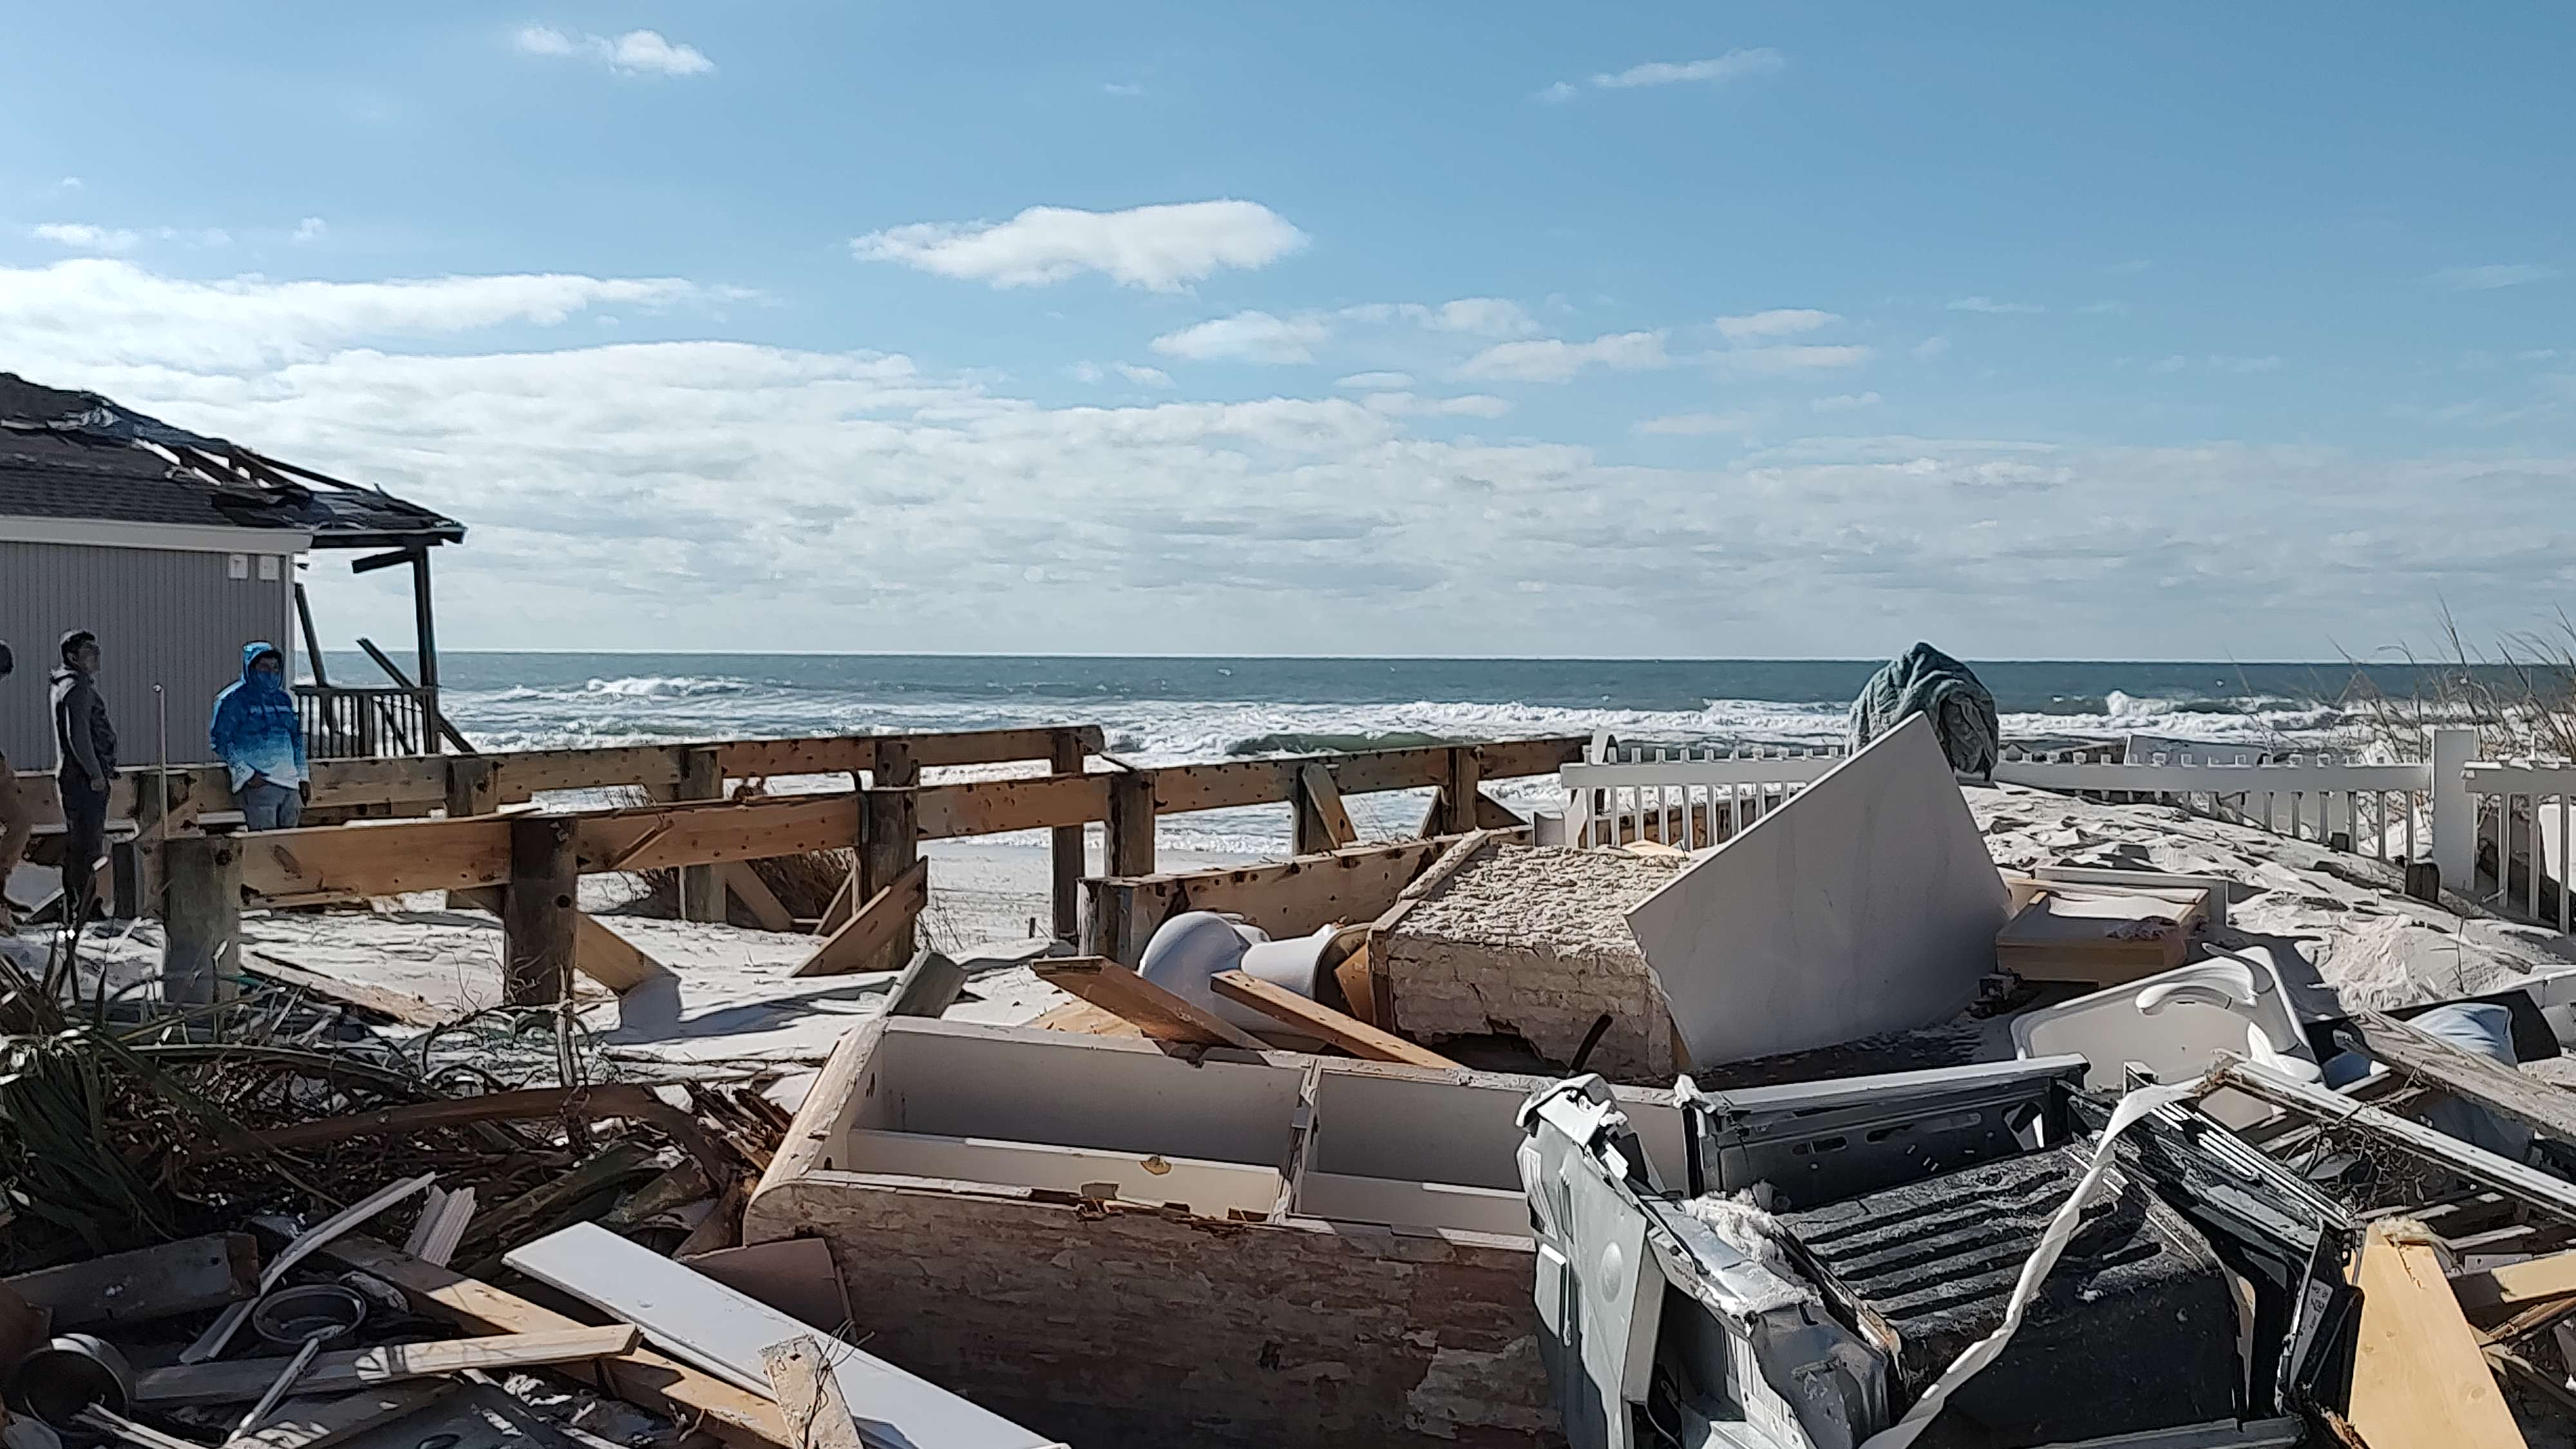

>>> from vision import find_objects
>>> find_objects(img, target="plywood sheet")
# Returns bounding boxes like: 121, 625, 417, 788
1624, 713, 2008, 1066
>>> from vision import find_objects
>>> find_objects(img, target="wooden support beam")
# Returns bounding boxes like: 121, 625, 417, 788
678, 746, 724, 923
852, 783, 920, 976
1049, 729, 1086, 943
1106, 770, 1157, 876
2349, 1217, 2525, 1448
573, 913, 672, 992
502, 817, 578, 1005
1294, 762, 1358, 855
442, 755, 499, 911
813, 869, 855, 936
311, 1236, 793, 1448
1211, 969, 1458, 1068
162, 833, 242, 1005
1032, 956, 1265, 1049
793, 858, 928, 978
717, 861, 795, 932
1435, 745, 1483, 837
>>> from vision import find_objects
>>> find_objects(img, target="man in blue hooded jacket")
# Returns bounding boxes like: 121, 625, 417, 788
211, 642, 309, 831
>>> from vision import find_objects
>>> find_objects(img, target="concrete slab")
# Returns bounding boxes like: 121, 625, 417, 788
1626, 712, 2010, 1066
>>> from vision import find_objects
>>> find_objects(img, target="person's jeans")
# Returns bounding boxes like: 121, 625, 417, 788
57, 771, 109, 923
241, 781, 303, 831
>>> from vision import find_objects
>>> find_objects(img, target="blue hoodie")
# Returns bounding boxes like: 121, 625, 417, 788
211, 641, 307, 791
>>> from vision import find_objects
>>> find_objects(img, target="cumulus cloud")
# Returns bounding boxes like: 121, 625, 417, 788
1335, 371, 1414, 390
1457, 330, 1670, 381
32, 222, 138, 253
1116, 362, 1175, 388
1947, 296, 2043, 314
293, 217, 328, 245
19, 257, 2563, 657
1913, 336, 1951, 359
852, 200, 1306, 291
1716, 344, 1873, 375
1533, 80, 1580, 104
515, 26, 713, 76
1150, 310, 1334, 363
1716, 308, 1836, 341
1636, 410, 1764, 436
1590, 49, 1785, 90
2431, 263, 2560, 292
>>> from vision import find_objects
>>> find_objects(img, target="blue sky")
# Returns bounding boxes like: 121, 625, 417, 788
3, 4, 2571, 658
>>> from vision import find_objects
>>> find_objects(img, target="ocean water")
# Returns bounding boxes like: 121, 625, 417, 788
307, 652, 2472, 855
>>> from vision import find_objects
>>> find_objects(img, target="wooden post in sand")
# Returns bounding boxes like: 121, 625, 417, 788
1106, 770, 1157, 878
1048, 729, 1086, 943
444, 755, 502, 911
857, 738, 921, 974
503, 817, 578, 1004
1433, 745, 1482, 837
677, 746, 724, 923
162, 834, 241, 1005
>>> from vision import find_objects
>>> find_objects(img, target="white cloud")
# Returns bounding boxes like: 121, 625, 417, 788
515, 26, 714, 77
1363, 392, 1511, 419
55, 176, 81, 191
1534, 80, 1580, 104
1811, 392, 1882, 413
0, 258, 705, 372
1417, 297, 1540, 337
1457, 330, 1670, 381
1913, 335, 1951, 360
1066, 361, 1105, 384
2147, 355, 2188, 375
1150, 310, 1334, 363
1716, 308, 1836, 341
1716, 344, 1873, 375
1589, 50, 1785, 90
32, 223, 138, 253
1636, 410, 1763, 436
2432, 263, 2559, 292
1335, 371, 1414, 390
293, 217, 328, 245
1116, 363, 1175, 388
853, 200, 1306, 291
1947, 296, 2043, 314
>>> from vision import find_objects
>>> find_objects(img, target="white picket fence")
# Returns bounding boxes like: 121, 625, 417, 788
1560, 725, 2576, 929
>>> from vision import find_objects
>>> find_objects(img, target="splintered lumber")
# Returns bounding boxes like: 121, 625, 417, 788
792, 857, 929, 978
242, 952, 462, 1027
884, 948, 969, 1019
1211, 969, 1459, 1069
135, 1326, 642, 1405
2452, 1247, 2576, 1342
762, 1336, 868, 1449
5, 1233, 258, 1329
314, 1234, 793, 1448
2347, 1217, 2526, 1448
575, 912, 674, 992
1032, 957, 1266, 1050
504, 1223, 1061, 1449
2349, 1007, 2576, 1144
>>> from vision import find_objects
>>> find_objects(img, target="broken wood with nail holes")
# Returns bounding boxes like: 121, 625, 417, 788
793, 858, 929, 978
135, 1326, 642, 1405
1032, 957, 1266, 1050
1211, 969, 1458, 1069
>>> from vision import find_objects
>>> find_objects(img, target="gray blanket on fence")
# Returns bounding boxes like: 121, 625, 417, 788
1849, 642, 2000, 779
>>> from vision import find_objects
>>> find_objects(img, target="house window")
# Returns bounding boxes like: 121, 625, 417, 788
228, 553, 249, 580
259, 555, 281, 581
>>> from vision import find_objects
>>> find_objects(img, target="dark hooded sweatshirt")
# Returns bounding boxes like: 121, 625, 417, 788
52, 663, 117, 788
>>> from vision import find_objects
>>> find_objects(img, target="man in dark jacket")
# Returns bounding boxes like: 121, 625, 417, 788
0, 640, 28, 929
50, 630, 116, 923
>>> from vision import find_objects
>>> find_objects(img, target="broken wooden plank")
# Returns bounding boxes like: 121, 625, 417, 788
1031, 957, 1266, 1050
762, 1336, 868, 1449
238, 1381, 457, 1449
791, 858, 928, 978
2348, 1217, 2526, 1448
884, 948, 969, 1019
720, 860, 797, 933
504, 1223, 1061, 1449
242, 952, 462, 1027
136, 1326, 642, 1405
5, 1233, 258, 1329
813, 868, 857, 936
1027, 999, 1148, 1037
314, 1234, 793, 1448
1296, 762, 1358, 851
2453, 1246, 2576, 1341
2347, 1007, 2576, 1144
575, 912, 675, 993
1211, 969, 1459, 1069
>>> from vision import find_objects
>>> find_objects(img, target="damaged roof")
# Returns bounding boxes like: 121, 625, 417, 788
0, 371, 466, 549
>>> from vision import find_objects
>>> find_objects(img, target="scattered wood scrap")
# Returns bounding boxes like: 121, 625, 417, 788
884, 947, 969, 1019
2348, 1007, 2576, 1144
719, 860, 797, 933
2347, 1217, 2526, 1447
234, 1083, 735, 1183
4, 1232, 257, 1329
1297, 762, 1358, 849
135, 1325, 641, 1405
242, 952, 464, 1028
575, 912, 676, 993
1211, 969, 1459, 1069
793, 858, 928, 978
1031, 957, 1265, 1050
